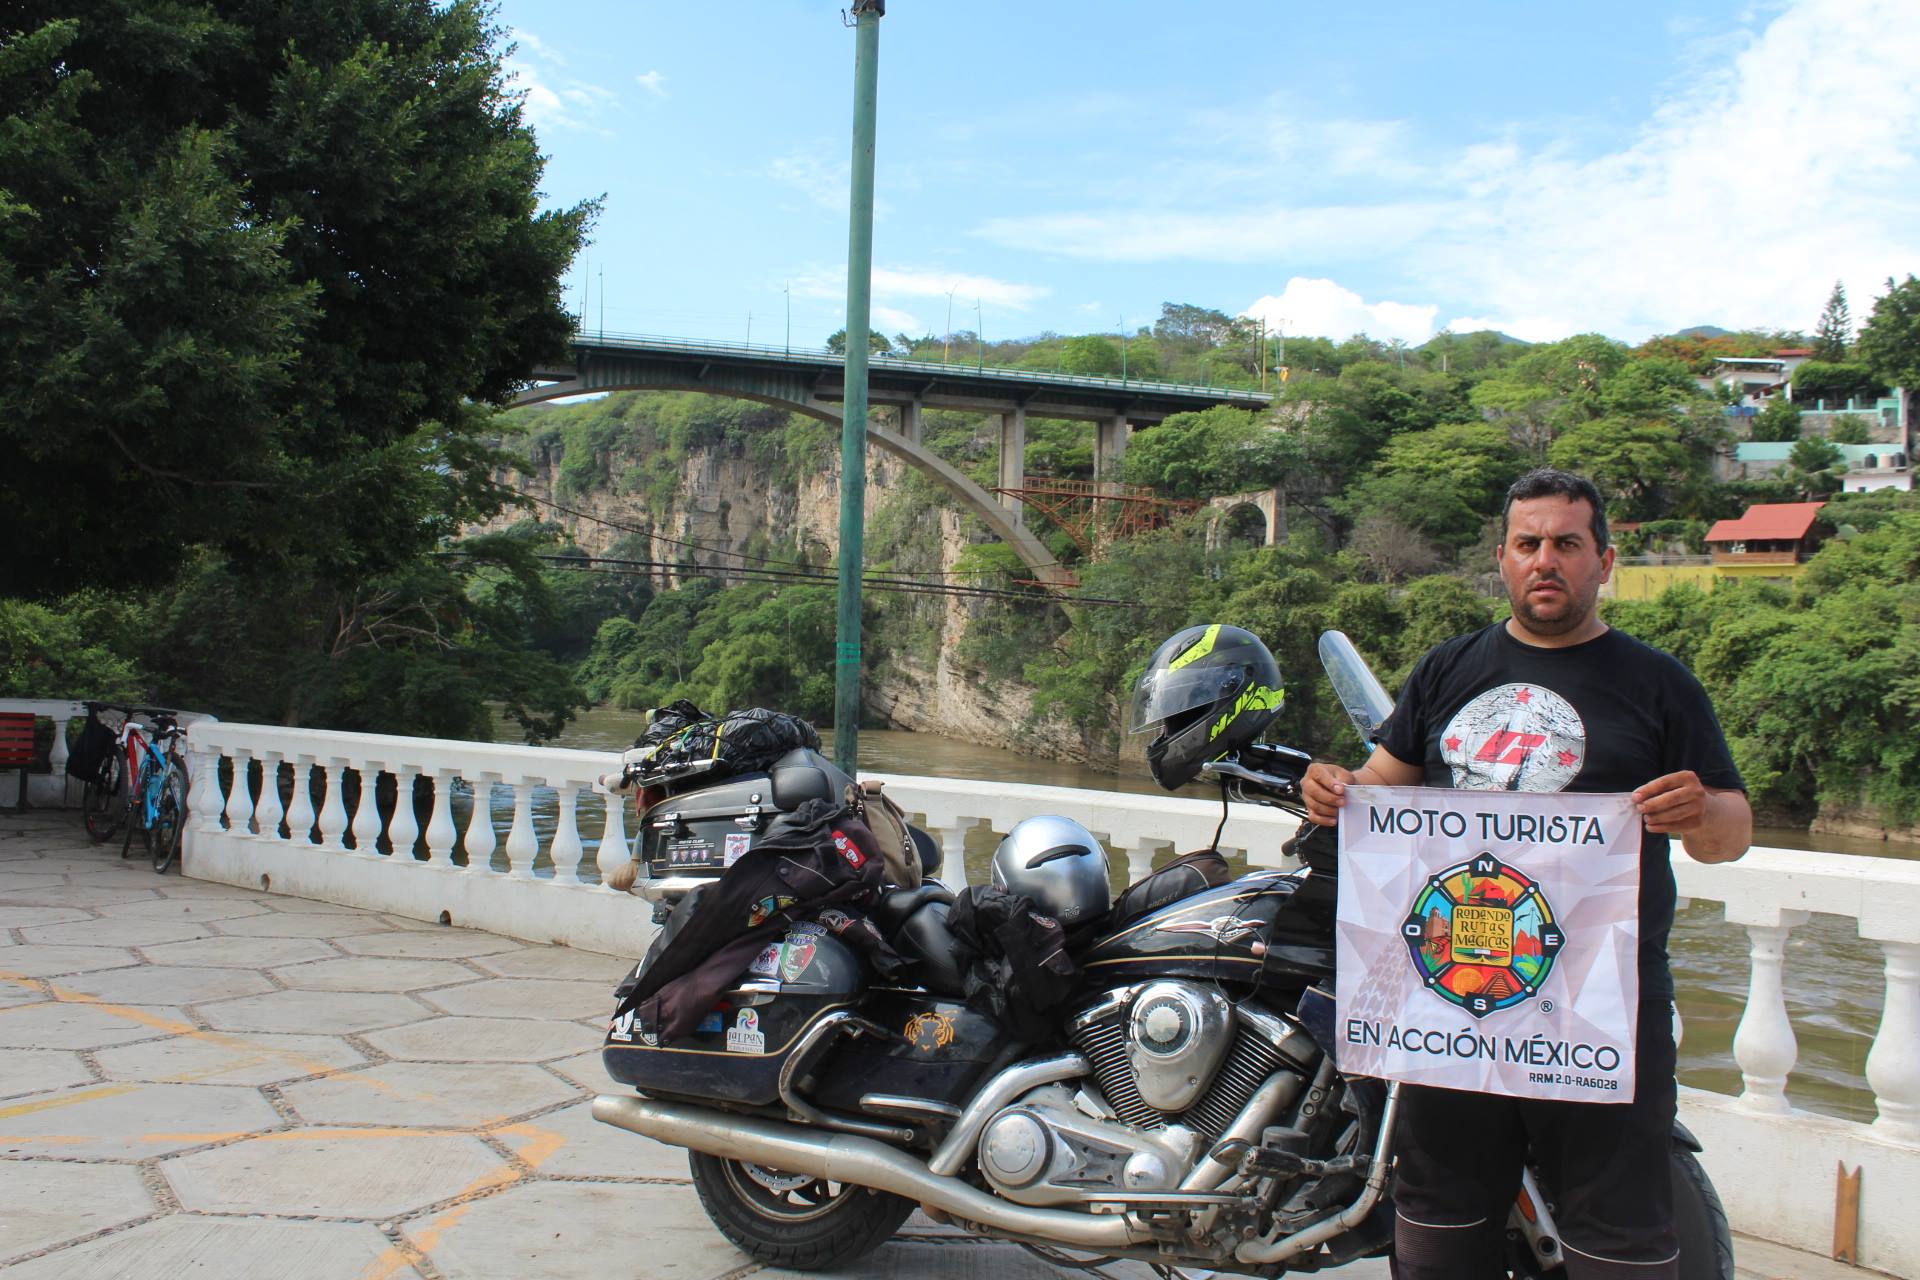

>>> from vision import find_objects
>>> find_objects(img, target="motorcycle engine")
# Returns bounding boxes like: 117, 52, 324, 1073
977, 982, 1320, 1207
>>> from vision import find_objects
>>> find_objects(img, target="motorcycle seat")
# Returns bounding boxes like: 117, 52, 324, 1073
891, 898, 969, 998
872, 882, 955, 935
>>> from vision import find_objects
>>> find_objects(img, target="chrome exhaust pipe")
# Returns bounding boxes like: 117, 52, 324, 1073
592, 1094, 1149, 1251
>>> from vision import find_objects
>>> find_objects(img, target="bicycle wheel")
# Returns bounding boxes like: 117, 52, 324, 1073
83, 753, 126, 843
120, 779, 151, 860
151, 772, 186, 875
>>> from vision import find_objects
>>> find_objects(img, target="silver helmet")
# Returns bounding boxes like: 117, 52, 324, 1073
989, 816, 1111, 926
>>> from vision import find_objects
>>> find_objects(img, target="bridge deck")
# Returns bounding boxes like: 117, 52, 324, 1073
0, 816, 1879, 1279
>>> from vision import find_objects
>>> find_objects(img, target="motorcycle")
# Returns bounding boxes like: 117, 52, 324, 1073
591, 633, 1734, 1277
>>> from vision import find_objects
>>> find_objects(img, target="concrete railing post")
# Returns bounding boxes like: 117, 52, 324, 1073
314, 761, 350, 853
285, 757, 318, 845
463, 774, 498, 871
253, 751, 286, 841
350, 762, 384, 858
387, 768, 421, 861
1728, 907, 1809, 1114
1865, 939, 1920, 1144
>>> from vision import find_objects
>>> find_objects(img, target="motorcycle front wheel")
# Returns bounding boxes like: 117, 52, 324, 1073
1508, 1141, 1733, 1279
688, 1150, 914, 1272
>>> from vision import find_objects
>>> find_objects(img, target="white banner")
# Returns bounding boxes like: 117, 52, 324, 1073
1335, 786, 1641, 1103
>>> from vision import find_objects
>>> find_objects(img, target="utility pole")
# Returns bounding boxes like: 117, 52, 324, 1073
1119, 314, 1127, 382
832, 0, 883, 775
598, 265, 605, 335
944, 287, 955, 364
975, 297, 983, 369
784, 281, 791, 355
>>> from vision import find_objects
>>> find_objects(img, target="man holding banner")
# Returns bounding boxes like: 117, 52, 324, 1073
1303, 468, 1750, 1280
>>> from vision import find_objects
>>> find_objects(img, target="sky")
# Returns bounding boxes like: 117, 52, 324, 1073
495, 0, 1920, 351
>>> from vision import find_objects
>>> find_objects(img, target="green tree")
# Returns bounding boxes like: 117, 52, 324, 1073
826, 328, 895, 356
1059, 335, 1123, 375
1750, 397, 1802, 443
1812, 280, 1851, 362
1341, 423, 1523, 550
0, 0, 594, 599
1856, 276, 1920, 425
1548, 417, 1697, 521
1783, 437, 1846, 498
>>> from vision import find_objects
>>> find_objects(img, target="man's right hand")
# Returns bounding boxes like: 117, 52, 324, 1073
1302, 763, 1357, 827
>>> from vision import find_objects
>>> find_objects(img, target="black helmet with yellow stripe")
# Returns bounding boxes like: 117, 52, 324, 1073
1128, 624, 1284, 790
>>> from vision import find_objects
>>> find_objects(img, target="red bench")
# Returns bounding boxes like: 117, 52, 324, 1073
0, 711, 34, 812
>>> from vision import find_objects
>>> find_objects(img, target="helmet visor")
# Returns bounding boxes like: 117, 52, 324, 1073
1128, 662, 1244, 734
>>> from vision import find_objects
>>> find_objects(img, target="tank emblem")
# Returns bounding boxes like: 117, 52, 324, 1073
1401, 852, 1564, 1019
726, 1009, 767, 1054
1160, 914, 1258, 946
778, 937, 817, 983
904, 1011, 957, 1053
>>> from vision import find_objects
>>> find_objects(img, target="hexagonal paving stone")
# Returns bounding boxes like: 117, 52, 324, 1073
164, 1129, 503, 1218
0, 882, 79, 903
272, 955, 478, 993
334, 928, 524, 959
0, 885, 163, 908
197, 988, 427, 1035
0, 1215, 395, 1279
0, 1080, 281, 1158
472, 945, 635, 982
423, 978, 610, 1021
21, 916, 212, 947
55, 965, 276, 1008
498, 1099, 687, 1179
0, 944, 141, 977
363, 1015, 602, 1063
0, 981, 46, 1008
210, 911, 396, 938
0, 1160, 155, 1258
283, 1060, 579, 1128
0, 1001, 190, 1050
259, 897, 367, 914
94, 1029, 366, 1086
0, 1046, 96, 1098
141, 934, 339, 969
97, 896, 271, 922
545, 1047, 616, 1093
412, 1179, 748, 1280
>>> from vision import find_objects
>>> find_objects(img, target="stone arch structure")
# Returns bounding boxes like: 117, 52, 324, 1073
1205, 488, 1284, 550
512, 373, 1071, 587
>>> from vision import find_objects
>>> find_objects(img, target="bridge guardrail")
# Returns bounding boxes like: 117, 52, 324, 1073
562, 329, 1276, 404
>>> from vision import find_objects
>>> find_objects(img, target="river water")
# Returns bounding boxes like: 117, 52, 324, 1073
510, 708, 1911, 1124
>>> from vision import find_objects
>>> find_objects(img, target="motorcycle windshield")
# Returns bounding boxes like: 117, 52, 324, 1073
1316, 630, 1396, 750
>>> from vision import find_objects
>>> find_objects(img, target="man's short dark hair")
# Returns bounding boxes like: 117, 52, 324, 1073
1502, 468, 1609, 549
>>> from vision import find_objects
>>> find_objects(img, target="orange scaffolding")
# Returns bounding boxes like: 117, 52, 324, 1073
991, 476, 1200, 563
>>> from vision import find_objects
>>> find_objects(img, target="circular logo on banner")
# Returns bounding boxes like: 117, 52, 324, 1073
1402, 852, 1565, 1019
1439, 683, 1585, 792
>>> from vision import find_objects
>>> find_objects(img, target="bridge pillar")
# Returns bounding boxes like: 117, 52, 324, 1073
998, 405, 1026, 527
1095, 413, 1130, 482
902, 397, 923, 445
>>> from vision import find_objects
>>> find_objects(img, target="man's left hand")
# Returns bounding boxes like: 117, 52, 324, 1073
1632, 771, 1708, 833
1633, 771, 1752, 862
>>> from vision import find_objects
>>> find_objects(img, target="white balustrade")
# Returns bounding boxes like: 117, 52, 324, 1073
285, 758, 317, 844
222, 749, 255, 835
598, 783, 628, 883
463, 773, 498, 870
349, 764, 384, 858
503, 781, 538, 878
387, 768, 421, 861
1866, 940, 1920, 1142
187, 742, 224, 834
253, 752, 285, 841
424, 769, 458, 865
314, 761, 350, 852
548, 781, 584, 883
1726, 906, 1808, 1114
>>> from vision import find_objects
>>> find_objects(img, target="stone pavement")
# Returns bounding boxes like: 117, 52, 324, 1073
0, 814, 1875, 1279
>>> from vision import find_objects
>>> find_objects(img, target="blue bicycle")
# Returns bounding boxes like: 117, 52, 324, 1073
119, 712, 188, 874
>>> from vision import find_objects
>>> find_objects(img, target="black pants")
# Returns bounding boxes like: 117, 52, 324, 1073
1390, 1001, 1679, 1280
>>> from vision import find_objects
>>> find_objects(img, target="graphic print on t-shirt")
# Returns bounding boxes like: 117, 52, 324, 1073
1439, 682, 1586, 792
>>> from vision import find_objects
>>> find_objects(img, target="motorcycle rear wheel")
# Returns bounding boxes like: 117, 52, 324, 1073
688, 1150, 914, 1272
1507, 1141, 1733, 1279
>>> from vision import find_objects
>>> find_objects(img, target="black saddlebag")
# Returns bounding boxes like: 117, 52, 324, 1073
604, 926, 865, 1106
810, 991, 1015, 1112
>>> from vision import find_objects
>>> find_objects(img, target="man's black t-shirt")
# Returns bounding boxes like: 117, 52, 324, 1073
1376, 622, 1743, 1000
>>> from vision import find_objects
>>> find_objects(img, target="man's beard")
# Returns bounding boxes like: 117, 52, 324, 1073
1509, 575, 1598, 636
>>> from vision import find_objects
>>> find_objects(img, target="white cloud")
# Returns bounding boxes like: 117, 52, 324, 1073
872, 305, 922, 335
790, 265, 1049, 314
634, 70, 667, 98
972, 0, 1920, 341
505, 29, 617, 134
1243, 279, 1439, 346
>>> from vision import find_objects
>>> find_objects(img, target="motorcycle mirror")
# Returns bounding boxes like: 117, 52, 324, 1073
1317, 630, 1396, 750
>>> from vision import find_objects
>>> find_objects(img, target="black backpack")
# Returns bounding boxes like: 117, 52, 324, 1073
67, 717, 115, 787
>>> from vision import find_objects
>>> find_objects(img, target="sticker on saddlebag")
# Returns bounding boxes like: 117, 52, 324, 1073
726, 1009, 766, 1054
724, 832, 751, 866
608, 1009, 636, 1042
748, 943, 783, 977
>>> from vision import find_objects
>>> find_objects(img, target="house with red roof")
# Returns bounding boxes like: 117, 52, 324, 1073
1703, 502, 1830, 567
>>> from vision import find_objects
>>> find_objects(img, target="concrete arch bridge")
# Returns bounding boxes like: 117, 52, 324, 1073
515, 332, 1273, 588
